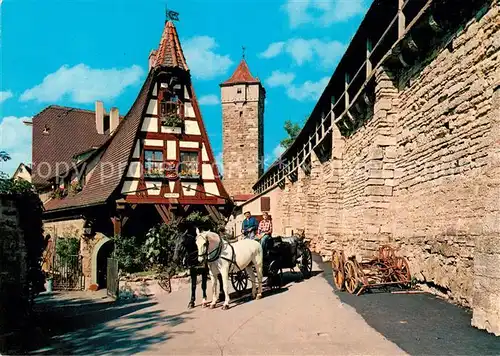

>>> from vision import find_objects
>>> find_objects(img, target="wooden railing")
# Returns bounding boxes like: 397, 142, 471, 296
252, 0, 471, 194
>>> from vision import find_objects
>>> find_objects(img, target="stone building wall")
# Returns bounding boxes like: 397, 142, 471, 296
42, 219, 111, 289
0, 196, 28, 349
222, 85, 265, 197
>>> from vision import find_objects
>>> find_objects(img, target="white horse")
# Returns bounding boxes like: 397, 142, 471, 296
195, 229, 263, 310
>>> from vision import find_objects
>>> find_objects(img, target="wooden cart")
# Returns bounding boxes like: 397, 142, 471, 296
331, 245, 411, 296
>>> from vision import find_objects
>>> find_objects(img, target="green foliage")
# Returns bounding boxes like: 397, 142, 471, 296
143, 221, 183, 276
161, 113, 183, 127
55, 237, 80, 264
112, 235, 147, 274
0, 150, 10, 162
0, 177, 36, 195
280, 119, 302, 150
186, 211, 226, 234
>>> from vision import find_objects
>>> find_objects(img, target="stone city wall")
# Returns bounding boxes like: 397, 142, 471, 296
232, 4, 499, 334
0, 196, 28, 350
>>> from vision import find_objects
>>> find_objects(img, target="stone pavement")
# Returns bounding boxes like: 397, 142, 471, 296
109, 260, 404, 355
29, 257, 499, 355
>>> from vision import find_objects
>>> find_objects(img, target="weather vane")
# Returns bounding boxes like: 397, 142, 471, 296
166, 6, 179, 22
242, 46, 246, 59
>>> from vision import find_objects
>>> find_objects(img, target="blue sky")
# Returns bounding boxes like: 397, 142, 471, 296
0, 0, 370, 175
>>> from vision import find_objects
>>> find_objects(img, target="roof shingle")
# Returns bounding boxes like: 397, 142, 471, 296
221, 59, 260, 86
44, 72, 154, 212
151, 21, 189, 71
31, 106, 109, 188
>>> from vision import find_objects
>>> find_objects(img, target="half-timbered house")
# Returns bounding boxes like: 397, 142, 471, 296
35, 17, 232, 289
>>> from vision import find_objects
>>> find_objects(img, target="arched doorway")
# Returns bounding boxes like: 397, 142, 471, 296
91, 235, 114, 289
96, 240, 114, 289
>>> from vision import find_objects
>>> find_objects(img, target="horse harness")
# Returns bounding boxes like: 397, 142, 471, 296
200, 235, 243, 272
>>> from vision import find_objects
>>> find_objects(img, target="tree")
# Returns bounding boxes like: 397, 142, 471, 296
0, 150, 10, 162
280, 119, 302, 150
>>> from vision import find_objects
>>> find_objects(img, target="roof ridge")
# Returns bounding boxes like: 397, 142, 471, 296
47, 104, 97, 114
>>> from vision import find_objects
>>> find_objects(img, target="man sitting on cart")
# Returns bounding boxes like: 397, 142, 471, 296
255, 212, 273, 257
242, 211, 258, 239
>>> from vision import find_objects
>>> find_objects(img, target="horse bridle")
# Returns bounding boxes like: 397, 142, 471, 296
198, 234, 224, 263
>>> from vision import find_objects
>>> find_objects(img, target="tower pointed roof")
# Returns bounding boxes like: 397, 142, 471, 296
221, 58, 260, 86
151, 20, 189, 71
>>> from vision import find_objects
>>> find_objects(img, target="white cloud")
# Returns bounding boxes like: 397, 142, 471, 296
0, 91, 13, 104
264, 71, 329, 102
0, 116, 32, 175
259, 42, 286, 59
183, 36, 233, 80
283, 0, 367, 29
19, 64, 144, 104
287, 77, 330, 102
273, 144, 286, 158
265, 71, 296, 88
198, 94, 220, 106
215, 152, 223, 176
260, 38, 346, 70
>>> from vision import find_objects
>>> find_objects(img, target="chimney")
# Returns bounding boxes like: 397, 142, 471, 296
95, 100, 105, 134
149, 49, 158, 71
109, 107, 119, 133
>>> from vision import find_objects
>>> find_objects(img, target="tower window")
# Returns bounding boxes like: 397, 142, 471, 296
239, 111, 243, 117
237, 88, 242, 94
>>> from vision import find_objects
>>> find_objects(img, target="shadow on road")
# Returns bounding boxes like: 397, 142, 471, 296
18, 292, 194, 355
314, 254, 500, 355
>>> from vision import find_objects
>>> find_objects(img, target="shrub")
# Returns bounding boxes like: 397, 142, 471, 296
55, 237, 80, 264
143, 221, 183, 276
112, 235, 147, 274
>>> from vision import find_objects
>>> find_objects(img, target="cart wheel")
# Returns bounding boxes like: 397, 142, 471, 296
378, 245, 395, 261
300, 247, 313, 279
158, 273, 172, 293
267, 261, 283, 290
331, 250, 345, 291
344, 260, 360, 295
231, 270, 248, 295
394, 257, 411, 287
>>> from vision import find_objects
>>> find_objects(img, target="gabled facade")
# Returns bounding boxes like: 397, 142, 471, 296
42, 19, 231, 222
36, 17, 233, 289
12, 163, 32, 182
121, 21, 229, 211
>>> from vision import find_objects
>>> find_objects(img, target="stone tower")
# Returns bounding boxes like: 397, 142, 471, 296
220, 58, 265, 197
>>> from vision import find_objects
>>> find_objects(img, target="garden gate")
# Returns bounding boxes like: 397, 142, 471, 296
106, 257, 119, 299
51, 254, 85, 290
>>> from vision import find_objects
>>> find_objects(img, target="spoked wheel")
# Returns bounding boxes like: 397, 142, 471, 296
299, 247, 313, 278
331, 250, 345, 291
231, 270, 248, 295
158, 273, 172, 293
393, 257, 411, 288
344, 260, 360, 295
267, 260, 283, 290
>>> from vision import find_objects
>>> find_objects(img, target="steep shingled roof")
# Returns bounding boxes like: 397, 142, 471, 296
221, 59, 260, 86
150, 21, 189, 71
44, 72, 154, 212
31, 106, 109, 188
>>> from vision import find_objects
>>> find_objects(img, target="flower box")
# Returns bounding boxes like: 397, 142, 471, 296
161, 126, 182, 134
